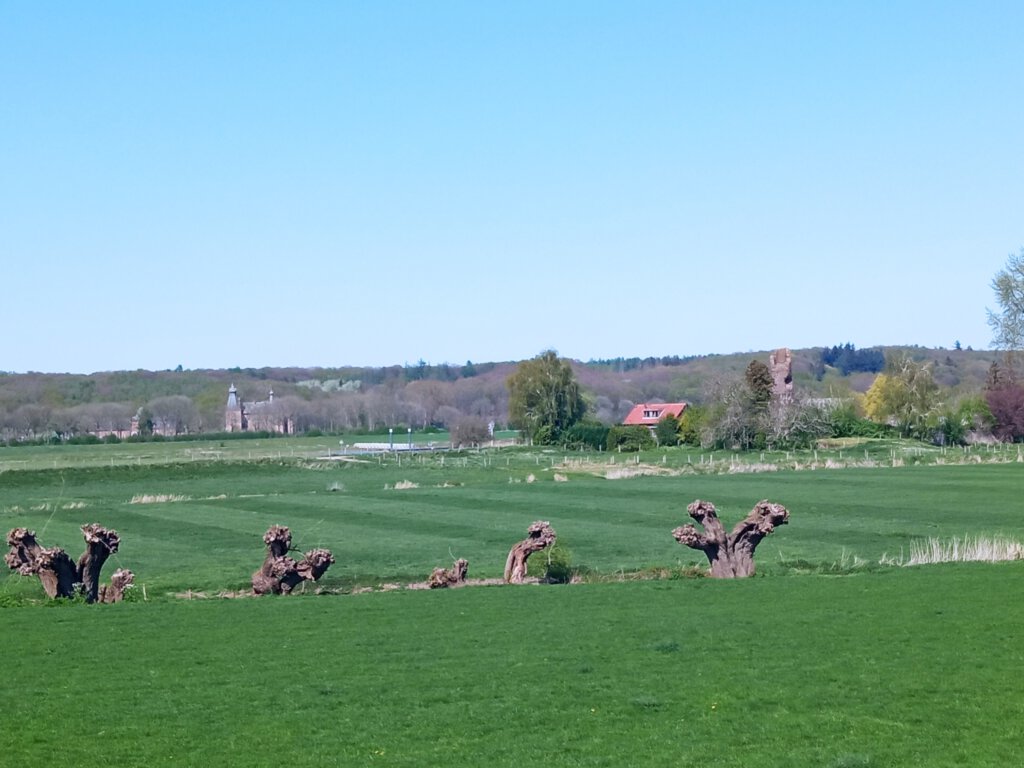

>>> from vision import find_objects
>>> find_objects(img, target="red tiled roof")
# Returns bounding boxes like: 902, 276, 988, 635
622, 402, 687, 426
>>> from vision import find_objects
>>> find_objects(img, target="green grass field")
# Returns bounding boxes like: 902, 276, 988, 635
2, 438, 1023, 766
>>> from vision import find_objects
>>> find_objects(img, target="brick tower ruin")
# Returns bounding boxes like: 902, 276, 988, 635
769, 348, 793, 402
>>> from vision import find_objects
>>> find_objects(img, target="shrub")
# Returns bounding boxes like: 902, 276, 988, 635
67, 434, 101, 445
677, 405, 706, 446
532, 425, 556, 446
0, 593, 34, 608
653, 414, 680, 446
531, 539, 574, 584
450, 416, 490, 448
986, 385, 1024, 441
827, 402, 889, 438
606, 425, 655, 452
562, 421, 610, 451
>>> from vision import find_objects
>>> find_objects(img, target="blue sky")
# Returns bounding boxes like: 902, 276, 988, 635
2, 2, 1021, 373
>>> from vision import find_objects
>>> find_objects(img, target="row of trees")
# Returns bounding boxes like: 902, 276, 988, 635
3, 248, 1022, 445
0, 384, 515, 442
4, 350, 1019, 448
817, 344, 886, 376
983, 247, 1024, 441
0, 398, 200, 442
506, 248, 1024, 448
507, 351, 835, 451
508, 349, 1021, 452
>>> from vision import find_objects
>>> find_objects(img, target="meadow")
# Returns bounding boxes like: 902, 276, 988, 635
1, 437, 1022, 766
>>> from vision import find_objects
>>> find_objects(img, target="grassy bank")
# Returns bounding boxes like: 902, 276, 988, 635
2, 566, 1022, 767
2, 438, 1022, 765
1, 442, 1022, 595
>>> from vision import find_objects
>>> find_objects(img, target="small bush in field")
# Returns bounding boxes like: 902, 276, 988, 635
562, 421, 610, 451
606, 425, 655, 452
450, 416, 490, 448
532, 539, 574, 584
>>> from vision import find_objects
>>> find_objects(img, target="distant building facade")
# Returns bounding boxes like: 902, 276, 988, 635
225, 384, 291, 434
91, 419, 140, 441
87, 408, 178, 439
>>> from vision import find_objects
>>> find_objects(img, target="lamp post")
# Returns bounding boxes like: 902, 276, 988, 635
389, 428, 393, 450
408, 427, 412, 449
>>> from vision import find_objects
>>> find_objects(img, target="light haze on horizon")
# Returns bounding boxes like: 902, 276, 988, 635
2, 2, 1021, 374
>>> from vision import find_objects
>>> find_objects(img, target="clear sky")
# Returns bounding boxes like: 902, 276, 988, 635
2, 2, 1021, 374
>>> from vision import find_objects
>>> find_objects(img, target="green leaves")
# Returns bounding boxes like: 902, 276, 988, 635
864, 354, 940, 438
506, 351, 587, 444
988, 247, 1024, 380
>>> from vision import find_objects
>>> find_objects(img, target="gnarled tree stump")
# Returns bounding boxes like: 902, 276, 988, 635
252, 525, 335, 595
672, 499, 789, 578
428, 558, 468, 589
77, 523, 122, 602
5, 524, 131, 602
99, 568, 135, 603
504, 521, 556, 584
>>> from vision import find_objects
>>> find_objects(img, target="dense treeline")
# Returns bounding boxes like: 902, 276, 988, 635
818, 344, 886, 376
0, 346, 1008, 443
584, 354, 699, 371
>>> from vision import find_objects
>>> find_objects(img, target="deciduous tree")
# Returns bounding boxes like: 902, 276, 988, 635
985, 383, 1024, 441
987, 247, 1024, 380
744, 360, 774, 406
506, 351, 586, 444
653, 413, 681, 446
450, 416, 490, 448
864, 354, 939, 437
145, 395, 199, 435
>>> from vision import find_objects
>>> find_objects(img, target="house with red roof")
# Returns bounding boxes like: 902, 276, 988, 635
622, 402, 687, 429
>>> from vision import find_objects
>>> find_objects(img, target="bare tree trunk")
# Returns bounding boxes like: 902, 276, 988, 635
252, 525, 335, 595
672, 500, 789, 578
77, 524, 121, 602
5, 528, 78, 598
99, 568, 135, 603
504, 521, 556, 584
6, 524, 128, 602
428, 558, 468, 588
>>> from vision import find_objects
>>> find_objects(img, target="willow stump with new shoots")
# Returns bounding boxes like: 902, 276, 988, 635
428, 558, 468, 588
5, 524, 132, 602
252, 525, 335, 595
672, 499, 789, 578
504, 521, 556, 584
98, 568, 135, 603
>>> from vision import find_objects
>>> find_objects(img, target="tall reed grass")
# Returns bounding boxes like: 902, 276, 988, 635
881, 536, 1024, 566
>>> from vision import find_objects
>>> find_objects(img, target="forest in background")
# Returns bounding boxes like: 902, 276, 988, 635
0, 345, 1000, 442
